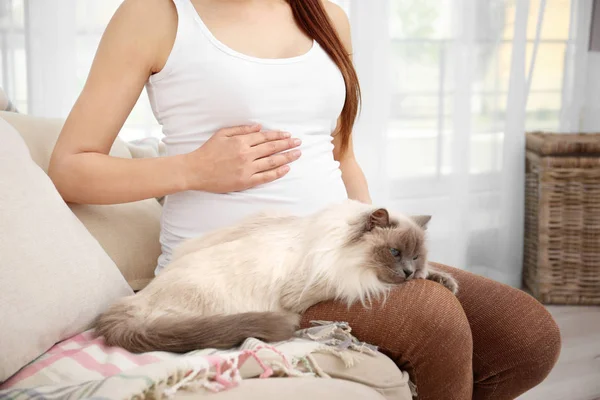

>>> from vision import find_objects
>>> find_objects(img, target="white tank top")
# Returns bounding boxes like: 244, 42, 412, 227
147, 0, 348, 274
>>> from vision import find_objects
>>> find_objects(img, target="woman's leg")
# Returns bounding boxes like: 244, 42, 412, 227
431, 263, 561, 400
302, 279, 475, 400
301, 265, 561, 400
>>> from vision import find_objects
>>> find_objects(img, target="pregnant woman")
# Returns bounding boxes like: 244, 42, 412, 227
48, 1, 560, 399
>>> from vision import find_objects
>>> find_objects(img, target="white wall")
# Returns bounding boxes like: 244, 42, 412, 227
582, 52, 600, 131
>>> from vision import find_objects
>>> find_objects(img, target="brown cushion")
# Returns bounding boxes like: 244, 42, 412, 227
0, 112, 162, 290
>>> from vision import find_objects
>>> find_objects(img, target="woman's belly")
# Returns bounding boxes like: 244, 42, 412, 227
156, 148, 347, 274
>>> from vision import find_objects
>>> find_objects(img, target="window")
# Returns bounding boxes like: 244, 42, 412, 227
0, 1, 160, 140
0, 0, 26, 112
0, 0, 579, 151
386, 0, 572, 180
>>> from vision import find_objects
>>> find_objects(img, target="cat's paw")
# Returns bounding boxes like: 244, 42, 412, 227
427, 270, 459, 295
413, 269, 428, 280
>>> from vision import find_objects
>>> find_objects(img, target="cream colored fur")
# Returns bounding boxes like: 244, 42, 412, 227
95, 199, 457, 353
157, 200, 394, 313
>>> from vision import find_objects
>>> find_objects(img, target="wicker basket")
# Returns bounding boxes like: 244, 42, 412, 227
523, 132, 600, 305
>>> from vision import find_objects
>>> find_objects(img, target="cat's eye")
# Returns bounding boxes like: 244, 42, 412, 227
413, 256, 419, 260
390, 248, 401, 257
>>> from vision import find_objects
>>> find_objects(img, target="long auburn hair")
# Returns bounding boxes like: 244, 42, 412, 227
287, 0, 361, 154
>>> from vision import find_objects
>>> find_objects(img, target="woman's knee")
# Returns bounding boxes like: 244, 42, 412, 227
303, 279, 474, 399
303, 279, 473, 356
384, 280, 473, 356
511, 293, 561, 384
533, 313, 561, 384
471, 288, 561, 399
382, 280, 474, 399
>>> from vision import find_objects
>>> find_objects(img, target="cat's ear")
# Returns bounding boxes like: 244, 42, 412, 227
411, 215, 432, 230
366, 208, 390, 231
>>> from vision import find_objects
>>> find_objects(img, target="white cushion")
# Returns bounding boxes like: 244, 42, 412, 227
0, 112, 162, 291
174, 379, 388, 400
0, 118, 133, 381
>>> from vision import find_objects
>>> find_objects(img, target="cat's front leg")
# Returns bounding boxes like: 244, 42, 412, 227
412, 264, 459, 294
425, 267, 459, 295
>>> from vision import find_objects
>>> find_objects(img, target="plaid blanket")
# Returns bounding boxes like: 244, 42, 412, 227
0, 322, 378, 400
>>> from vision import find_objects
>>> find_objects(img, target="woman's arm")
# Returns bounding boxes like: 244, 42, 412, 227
49, 0, 182, 204
325, 1, 372, 204
333, 134, 372, 204
49, 0, 301, 205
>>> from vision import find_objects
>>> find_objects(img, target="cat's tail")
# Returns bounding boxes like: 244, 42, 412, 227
93, 299, 301, 354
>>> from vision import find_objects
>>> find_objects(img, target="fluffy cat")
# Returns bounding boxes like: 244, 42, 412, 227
94, 200, 458, 353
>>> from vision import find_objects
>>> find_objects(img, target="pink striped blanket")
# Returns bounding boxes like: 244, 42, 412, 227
0, 322, 378, 400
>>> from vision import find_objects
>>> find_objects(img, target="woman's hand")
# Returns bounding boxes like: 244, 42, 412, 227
49, 1, 301, 204
183, 124, 302, 193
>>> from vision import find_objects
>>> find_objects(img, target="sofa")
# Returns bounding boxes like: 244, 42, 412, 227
0, 111, 414, 400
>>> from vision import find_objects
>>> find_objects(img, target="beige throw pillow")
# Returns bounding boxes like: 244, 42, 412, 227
0, 112, 162, 290
0, 118, 133, 381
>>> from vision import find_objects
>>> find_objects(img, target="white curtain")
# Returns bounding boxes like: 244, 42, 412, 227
349, 0, 593, 285
0, 0, 593, 286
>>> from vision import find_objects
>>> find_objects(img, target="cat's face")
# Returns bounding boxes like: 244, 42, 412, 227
358, 208, 431, 284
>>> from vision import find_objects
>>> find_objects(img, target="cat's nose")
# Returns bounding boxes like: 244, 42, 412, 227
403, 268, 414, 278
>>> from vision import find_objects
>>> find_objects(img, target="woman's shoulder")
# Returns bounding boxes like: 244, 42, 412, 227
321, 1, 352, 54
111, 0, 177, 36
321, 1, 348, 21
108, 0, 177, 74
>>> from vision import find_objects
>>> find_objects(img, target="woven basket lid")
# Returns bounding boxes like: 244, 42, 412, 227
526, 132, 600, 156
